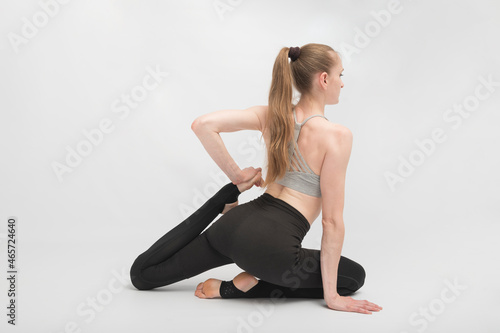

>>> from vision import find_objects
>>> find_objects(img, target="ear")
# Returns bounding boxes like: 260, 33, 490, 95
319, 72, 328, 88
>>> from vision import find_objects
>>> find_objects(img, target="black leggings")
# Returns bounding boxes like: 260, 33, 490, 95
130, 182, 366, 298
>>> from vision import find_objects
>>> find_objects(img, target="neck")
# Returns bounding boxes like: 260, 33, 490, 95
295, 94, 326, 117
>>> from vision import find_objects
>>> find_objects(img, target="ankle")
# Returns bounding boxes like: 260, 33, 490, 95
233, 274, 258, 292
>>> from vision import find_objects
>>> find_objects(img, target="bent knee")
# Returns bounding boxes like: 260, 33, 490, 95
347, 260, 366, 292
355, 263, 366, 290
341, 257, 366, 292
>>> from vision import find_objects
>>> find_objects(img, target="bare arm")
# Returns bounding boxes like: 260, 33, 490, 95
191, 105, 266, 184
319, 126, 353, 302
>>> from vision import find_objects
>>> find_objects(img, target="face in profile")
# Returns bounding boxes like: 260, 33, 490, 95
325, 52, 344, 105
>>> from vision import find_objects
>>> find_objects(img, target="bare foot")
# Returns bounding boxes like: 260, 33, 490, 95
195, 278, 222, 299
194, 272, 259, 299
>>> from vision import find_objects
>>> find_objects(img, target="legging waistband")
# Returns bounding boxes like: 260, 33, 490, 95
253, 192, 311, 235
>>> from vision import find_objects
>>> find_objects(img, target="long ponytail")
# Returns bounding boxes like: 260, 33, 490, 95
261, 43, 337, 189
261, 47, 295, 188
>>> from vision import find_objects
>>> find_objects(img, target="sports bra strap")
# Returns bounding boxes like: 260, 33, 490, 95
293, 108, 328, 126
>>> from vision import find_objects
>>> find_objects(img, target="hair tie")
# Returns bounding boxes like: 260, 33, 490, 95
288, 46, 301, 62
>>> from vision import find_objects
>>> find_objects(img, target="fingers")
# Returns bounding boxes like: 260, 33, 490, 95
253, 168, 262, 185
257, 175, 263, 187
351, 305, 373, 314
327, 296, 383, 315
238, 167, 262, 183
251, 170, 263, 187
344, 299, 380, 314
363, 300, 383, 310
257, 177, 263, 187
354, 300, 383, 314
235, 167, 264, 189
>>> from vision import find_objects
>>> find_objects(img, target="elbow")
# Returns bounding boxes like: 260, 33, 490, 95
191, 117, 202, 133
191, 116, 216, 135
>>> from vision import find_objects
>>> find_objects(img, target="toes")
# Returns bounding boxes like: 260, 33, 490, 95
194, 279, 222, 299
195, 282, 206, 298
195, 281, 211, 299
195, 285, 206, 298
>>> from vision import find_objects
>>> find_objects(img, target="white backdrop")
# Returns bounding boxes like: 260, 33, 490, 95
1, 0, 499, 332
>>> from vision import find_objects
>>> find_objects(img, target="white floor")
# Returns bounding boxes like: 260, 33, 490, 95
1, 219, 498, 333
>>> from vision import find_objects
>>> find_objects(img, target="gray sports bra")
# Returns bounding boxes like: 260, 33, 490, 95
275, 107, 328, 197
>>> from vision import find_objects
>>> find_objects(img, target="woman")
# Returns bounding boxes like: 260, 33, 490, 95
130, 43, 383, 314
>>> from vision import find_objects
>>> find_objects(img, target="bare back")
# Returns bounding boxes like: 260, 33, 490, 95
261, 108, 343, 226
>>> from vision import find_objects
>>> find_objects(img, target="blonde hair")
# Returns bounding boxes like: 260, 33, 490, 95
261, 43, 338, 188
